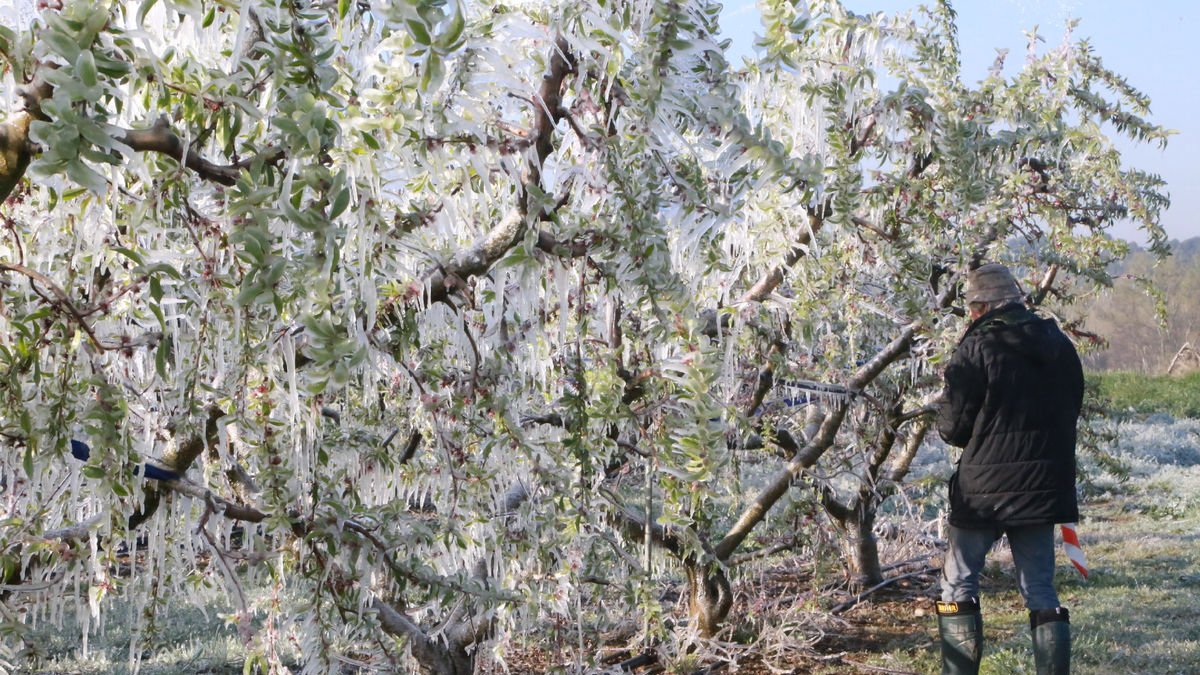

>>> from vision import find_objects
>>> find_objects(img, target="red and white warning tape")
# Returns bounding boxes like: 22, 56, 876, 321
1061, 523, 1088, 579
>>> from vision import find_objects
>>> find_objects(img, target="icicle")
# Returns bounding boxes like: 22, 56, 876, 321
558, 264, 570, 345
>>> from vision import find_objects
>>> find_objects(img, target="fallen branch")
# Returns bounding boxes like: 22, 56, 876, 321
834, 657, 920, 675
879, 554, 935, 575
728, 538, 800, 566
829, 567, 938, 615
616, 652, 657, 671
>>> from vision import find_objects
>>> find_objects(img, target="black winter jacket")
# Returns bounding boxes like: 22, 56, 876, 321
937, 304, 1083, 528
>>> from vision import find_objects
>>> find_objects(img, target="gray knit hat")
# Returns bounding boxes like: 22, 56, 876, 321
964, 263, 1023, 304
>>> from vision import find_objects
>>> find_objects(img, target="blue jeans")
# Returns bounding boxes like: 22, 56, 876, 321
941, 524, 1060, 611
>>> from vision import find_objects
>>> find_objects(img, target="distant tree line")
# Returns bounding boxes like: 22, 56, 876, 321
1080, 237, 1200, 373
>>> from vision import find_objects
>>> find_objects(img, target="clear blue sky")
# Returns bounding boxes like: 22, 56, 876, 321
720, 0, 1199, 244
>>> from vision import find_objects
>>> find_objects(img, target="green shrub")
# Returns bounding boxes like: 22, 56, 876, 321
1089, 371, 1200, 419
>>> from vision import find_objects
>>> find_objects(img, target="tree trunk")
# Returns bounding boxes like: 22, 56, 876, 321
847, 502, 883, 587
447, 646, 475, 675
390, 627, 476, 675
374, 599, 477, 675
684, 560, 733, 637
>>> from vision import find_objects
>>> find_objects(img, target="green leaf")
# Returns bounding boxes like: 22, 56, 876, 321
338, 0, 350, 20
264, 259, 287, 286
420, 53, 444, 92
202, 6, 216, 28
66, 160, 109, 195
150, 300, 166, 331
42, 29, 80, 63
407, 19, 432, 47
236, 280, 265, 306
329, 187, 351, 219
82, 465, 106, 479
143, 262, 182, 279
495, 246, 530, 270
23, 445, 33, 478
437, 7, 466, 51
112, 246, 145, 265
76, 120, 113, 150
82, 6, 108, 36
233, 227, 270, 262
0, 26, 15, 55
76, 50, 98, 88
155, 335, 170, 377
135, 0, 159, 27
243, 653, 267, 675
82, 146, 121, 165
94, 53, 133, 78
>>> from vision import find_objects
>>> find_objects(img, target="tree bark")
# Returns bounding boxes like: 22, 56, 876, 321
833, 412, 934, 590
684, 559, 733, 638
373, 599, 464, 675
819, 486, 883, 588
846, 501, 883, 587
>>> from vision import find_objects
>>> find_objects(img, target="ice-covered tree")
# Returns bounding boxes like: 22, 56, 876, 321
0, 0, 1168, 671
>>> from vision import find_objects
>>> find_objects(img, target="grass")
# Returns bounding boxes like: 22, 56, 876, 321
14, 600, 246, 674
800, 467, 1200, 675
11, 583, 305, 674
1090, 370, 1200, 419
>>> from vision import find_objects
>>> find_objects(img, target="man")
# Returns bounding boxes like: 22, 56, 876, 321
935, 263, 1083, 675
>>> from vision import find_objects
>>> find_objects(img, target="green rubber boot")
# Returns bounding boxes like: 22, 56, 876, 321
1030, 607, 1071, 675
937, 598, 983, 675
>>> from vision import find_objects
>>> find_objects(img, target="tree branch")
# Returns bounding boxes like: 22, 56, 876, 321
712, 271, 965, 562
0, 262, 104, 349
1030, 263, 1059, 306
372, 598, 450, 669
727, 537, 800, 566
129, 405, 226, 529
437, 480, 532, 652
3, 61, 280, 202
0, 66, 55, 202
882, 416, 932, 484
160, 405, 226, 474
163, 478, 270, 523
830, 567, 938, 615
699, 199, 832, 338
712, 321, 923, 561
118, 117, 284, 186
535, 229, 591, 258
0, 114, 34, 203
404, 36, 576, 309
819, 483, 853, 524
522, 36, 575, 212
737, 202, 828, 305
